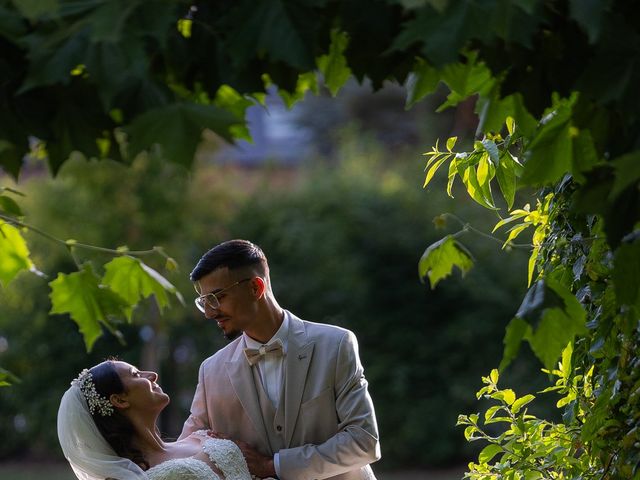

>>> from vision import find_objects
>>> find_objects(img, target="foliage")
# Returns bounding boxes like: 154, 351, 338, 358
1, 1, 639, 477
458, 358, 602, 479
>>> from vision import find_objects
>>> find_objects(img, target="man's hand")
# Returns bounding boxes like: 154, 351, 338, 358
235, 439, 277, 479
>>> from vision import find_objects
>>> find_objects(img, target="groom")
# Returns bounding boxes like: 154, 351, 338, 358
179, 239, 380, 480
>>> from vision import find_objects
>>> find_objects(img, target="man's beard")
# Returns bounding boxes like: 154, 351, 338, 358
223, 329, 241, 341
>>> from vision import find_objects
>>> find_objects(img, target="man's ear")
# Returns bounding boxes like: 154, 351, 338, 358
110, 393, 130, 410
251, 277, 266, 299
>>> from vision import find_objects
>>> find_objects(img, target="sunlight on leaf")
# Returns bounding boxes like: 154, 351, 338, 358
419, 236, 474, 288
316, 29, 351, 96
479, 444, 503, 463
0, 221, 33, 287
49, 264, 130, 351
177, 18, 192, 38
102, 255, 184, 321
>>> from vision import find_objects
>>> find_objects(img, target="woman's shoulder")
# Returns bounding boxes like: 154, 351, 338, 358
146, 457, 220, 480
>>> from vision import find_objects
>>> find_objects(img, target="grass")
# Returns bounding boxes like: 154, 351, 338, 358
0, 462, 76, 480
0, 461, 466, 480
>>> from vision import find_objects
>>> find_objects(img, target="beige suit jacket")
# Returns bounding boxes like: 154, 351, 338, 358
180, 311, 381, 480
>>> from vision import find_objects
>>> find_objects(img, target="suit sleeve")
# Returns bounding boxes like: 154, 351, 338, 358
178, 361, 210, 440
277, 330, 381, 480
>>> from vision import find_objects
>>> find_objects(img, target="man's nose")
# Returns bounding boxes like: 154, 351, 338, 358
145, 371, 158, 381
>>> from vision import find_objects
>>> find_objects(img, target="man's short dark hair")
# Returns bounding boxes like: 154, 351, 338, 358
190, 239, 268, 281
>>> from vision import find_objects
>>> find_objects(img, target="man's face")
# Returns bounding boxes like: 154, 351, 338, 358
195, 267, 256, 340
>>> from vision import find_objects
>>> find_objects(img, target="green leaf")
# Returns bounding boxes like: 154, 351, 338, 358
495, 152, 518, 209
527, 245, 540, 287
423, 155, 449, 188
418, 235, 474, 288
213, 85, 254, 141
0, 367, 19, 387
316, 29, 352, 96
446, 136, 457, 152
515, 280, 563, 322
405, 57, 440, 108
125, 103, 240, 167
0, 140, 25, 179
517, 276, 587, 369
521, 94, 577, 186
278, 71, 319, 109
527, 308, 583, 370
438, 55, 495, 111
476, 154, 495, 202
612, 232, 640, 309
481, 139, 499, 165
476, 91, 535, 137
176, 18, 192, 38
560, 341, 573, 379
49, 264, 130, 351
546, 275, 587, 332
11, 0, 59, 21
220, 0, 315, 71
494, 389, 516, 405
479, 444, 503, 464
0, 195, 23, 217
571, 128, 599, 180
0, 221, 33, 287
492, 208, 529, 233
511, 394, 535, 414
610, 151, 640, 200
102, 255, 184, 321
390, 4, 508, 66
461, 163, 497, 209
500, 317, 532, 371
569, 0, 610, 43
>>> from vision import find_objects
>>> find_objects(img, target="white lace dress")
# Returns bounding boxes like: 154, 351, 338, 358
146, 431, 252, 480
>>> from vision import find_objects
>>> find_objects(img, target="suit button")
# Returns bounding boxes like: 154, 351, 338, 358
276, 425, 282, 431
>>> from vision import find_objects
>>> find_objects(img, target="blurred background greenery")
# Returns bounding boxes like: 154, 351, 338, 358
0, 83, 547, 474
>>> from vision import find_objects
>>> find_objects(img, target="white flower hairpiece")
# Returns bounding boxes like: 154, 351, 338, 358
72, 368, 115, 417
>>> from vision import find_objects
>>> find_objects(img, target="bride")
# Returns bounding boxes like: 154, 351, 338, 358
57, 359, 254, 480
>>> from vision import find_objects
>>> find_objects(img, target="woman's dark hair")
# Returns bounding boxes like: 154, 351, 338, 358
89, 361, 149, 470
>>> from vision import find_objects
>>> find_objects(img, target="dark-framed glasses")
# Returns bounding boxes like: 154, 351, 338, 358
194, 278, 251, 313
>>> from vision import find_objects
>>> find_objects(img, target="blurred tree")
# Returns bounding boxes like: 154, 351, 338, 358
0, 138, 533, 468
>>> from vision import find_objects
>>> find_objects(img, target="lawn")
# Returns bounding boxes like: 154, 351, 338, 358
0, 461, 466, 480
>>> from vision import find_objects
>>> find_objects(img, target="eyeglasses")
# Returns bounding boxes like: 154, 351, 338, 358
194, 278, 251, 313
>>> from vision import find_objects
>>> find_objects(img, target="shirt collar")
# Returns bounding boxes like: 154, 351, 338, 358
243, 312, 289, 353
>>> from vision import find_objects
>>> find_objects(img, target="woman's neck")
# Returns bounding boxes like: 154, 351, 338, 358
129, 415, 167, 455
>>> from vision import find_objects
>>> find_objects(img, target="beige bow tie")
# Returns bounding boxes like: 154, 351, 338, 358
243, 339, 284, 366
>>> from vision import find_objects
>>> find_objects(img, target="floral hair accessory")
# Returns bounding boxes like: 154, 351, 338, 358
72, 368, 114, 417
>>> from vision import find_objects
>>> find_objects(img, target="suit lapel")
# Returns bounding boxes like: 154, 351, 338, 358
225, 344, 270, 450
283, 313, 314, 447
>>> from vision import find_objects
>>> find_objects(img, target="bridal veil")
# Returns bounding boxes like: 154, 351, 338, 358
57, 385, 148, 480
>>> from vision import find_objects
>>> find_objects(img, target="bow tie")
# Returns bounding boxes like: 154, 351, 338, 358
243, 339, 284, 366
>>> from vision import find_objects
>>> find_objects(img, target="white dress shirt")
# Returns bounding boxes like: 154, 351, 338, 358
243, 314, 289, 406
243, 314, 289, 477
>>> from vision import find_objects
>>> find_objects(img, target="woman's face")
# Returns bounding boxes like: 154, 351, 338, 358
111, 361, 169, 413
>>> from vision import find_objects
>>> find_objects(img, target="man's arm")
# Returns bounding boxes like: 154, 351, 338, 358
178, 361, 210, 440
277, 329, 381, 480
